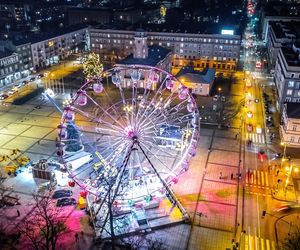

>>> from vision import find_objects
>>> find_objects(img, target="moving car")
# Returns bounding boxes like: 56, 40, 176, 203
56, 197, 76, 207
52, 189, 73, 199
247, 124, 253, 132
30, 77, 36, 81
22, 80, 28, 85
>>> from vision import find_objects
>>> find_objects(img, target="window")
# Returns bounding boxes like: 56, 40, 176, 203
287, 89, 293, 95
179, 49, 183, 53
288, 81, 294, 87
290, 136, 295, 142
292, 125, 297, 131
291, 73, 295, 78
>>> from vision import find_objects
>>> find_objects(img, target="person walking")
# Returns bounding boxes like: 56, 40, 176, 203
231, 173, 234, 180
75, 233, 79, 242
219, 171, 222, 179
17, 209, 20, 217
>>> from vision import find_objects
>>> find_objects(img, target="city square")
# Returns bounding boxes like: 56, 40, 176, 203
1, 0, 300, 250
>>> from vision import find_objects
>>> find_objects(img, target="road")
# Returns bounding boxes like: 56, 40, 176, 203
237, 1, 290, 249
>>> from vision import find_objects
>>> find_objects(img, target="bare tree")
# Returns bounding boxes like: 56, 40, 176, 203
279, 225, 300, 250
16, 194, 67, 250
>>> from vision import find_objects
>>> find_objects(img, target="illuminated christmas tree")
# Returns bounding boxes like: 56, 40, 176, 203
83, 53, 103, 80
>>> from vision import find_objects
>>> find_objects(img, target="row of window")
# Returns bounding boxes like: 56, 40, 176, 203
0, 64, 18, 76
90, 32, 240, 45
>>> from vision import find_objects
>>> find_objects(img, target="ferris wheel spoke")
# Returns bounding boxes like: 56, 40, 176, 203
136, 76, 168, 126
71, 106, 123, 135
142, 139, 179, 158
86, 94, 126, 129
101, 88, 128, 126
98, 141, 130, 169
117, 84, 132, 127
139, 141, 176, 175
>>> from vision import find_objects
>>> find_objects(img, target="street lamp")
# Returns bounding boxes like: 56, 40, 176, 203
218, 87, 222, 96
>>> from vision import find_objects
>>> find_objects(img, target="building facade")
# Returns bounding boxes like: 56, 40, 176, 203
89, 28, 241, 72
266, 21, 300, 71
31, 27, 89, 69
0, 40, 33, 78
274, 45, 300, 110
280, 102, 300, 147
0, 49, 19, 87
176, 67, 215, 96
117, 30, 172, 89
261, 15, 300, 41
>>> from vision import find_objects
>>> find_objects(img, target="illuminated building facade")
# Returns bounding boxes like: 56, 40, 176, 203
89, 28, 241, 72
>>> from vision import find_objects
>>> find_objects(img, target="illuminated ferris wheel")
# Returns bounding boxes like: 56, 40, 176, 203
56, 64, 200, 206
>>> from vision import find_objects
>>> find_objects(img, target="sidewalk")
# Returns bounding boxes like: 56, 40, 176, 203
269, 164, 298, 203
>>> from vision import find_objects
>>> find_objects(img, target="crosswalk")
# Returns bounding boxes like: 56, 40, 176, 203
246, 132, 265, 144
245, 170, 269, 189
242, 234, 276, 250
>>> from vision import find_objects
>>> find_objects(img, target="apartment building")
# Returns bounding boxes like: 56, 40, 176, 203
274, 44, 300, 110
266, 21, 300, 70
31, 26, 89, 69
0, 48, 19, 87
280, 102, 300, 147
89, 28, 241, 72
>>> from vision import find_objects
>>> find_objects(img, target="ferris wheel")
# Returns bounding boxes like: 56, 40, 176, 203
56, 65, 200, 205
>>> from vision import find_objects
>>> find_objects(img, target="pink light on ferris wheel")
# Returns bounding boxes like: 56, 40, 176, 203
76, 90, 87, 106
124, 125, 136, 139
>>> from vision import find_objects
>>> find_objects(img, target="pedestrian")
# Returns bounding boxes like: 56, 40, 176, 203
75, 233, 78, 242
219, 171, 222, 179
235, 134, 238, 140
37, 140, 40, 145
17, 209, 20, 217
276, 170, 279, 176
231, 173, 234, 180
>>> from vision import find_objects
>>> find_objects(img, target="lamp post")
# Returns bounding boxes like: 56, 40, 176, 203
218, 87, 222, 97
280, 141, 289, 171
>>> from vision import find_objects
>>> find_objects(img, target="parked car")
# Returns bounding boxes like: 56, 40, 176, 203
14, 84, 23, 89
0, 94, 9, 100
52, 189, 72, 199
56, 197, 76, 207
37, 73, 44, 78
22, 80, 28, 85
30, 77, 36, 81
213, 95, 219, 101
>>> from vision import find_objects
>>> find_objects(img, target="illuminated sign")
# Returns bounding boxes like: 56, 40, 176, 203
48, 41, 54, 47
221, 29, 234, 35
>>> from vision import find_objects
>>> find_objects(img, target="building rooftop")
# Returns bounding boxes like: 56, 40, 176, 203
281, 47, 300, 67
0, 48, 14, 59
286, 102, 300, 119
119, 45, 171, 66
176, 67, 216, 85
270, 21, 300, 40
8, 23, 88, 46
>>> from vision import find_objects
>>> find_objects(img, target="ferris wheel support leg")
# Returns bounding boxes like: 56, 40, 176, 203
137, 142, 190, 222
96, 142, 135, 237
